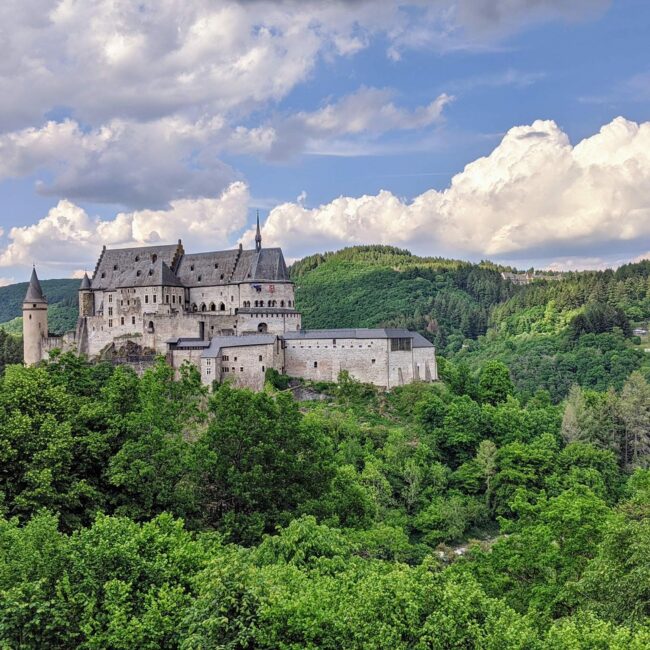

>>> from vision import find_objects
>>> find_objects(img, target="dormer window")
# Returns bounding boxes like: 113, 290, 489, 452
214, 263, 219, 269
136, 270, 142, 276
197, 275, 202, 282
113, 264, 118, 270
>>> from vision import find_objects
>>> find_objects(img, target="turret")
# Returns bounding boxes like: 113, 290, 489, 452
79, 272, 94, 317
22, 266, 48, 366
255, 211, 262, 253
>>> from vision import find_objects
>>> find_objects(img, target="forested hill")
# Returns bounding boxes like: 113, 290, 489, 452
291, 245, 516, 351
292, 247, 650, 401
0, 278, 79, 334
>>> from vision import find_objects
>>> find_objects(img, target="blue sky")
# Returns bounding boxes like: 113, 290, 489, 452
0, 0, 649, 281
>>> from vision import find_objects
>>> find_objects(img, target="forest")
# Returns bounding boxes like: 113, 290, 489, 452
0, 248, 649, 647
0, 350, 649, 648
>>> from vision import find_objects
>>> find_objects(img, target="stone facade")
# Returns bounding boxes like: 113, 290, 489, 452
25, 233, 438, 391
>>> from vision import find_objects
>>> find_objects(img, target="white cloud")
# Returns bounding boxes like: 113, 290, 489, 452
0, 277, 14, 287
247, 116, 650, 262
0, 116, 236, 208
228, 88, 453, 160
0, 182, 249, 271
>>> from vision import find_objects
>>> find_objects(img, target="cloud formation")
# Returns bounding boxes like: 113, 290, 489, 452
250, 117, 650, 263
0, 182, 249, 271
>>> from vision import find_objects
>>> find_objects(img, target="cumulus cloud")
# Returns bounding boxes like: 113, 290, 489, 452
0, 277, 14, 287
0, 117, 237, 208
0, 182, 249, 271
247, 117, 650, 262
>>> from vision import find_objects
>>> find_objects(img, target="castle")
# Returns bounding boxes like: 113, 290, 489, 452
23, 220, 438, 390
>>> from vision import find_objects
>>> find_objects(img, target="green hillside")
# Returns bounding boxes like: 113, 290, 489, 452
291, 245, 516, 352
0, 278, 79, 334
292, 247, 650, 401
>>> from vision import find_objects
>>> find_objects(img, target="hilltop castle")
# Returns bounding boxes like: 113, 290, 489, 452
23, 221, 438, 390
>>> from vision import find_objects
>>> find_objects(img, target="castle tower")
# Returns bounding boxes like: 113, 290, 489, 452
79, 272, 94, 317
22, 266, 48, 366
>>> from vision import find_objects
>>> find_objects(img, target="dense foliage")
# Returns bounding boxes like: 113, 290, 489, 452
1, 351, 649, 647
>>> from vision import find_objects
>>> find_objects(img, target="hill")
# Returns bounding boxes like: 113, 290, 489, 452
0, 278, 79, 334
291, 245, 516, 352
292, 247, 650, 400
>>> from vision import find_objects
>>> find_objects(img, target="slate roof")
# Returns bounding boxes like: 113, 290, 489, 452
90, 241, 290, 290
24, 267, 47, 303
79, 273, 91, 290
201, 334, 277, 358
282, 328, 434, 347
91, 244, 181, 290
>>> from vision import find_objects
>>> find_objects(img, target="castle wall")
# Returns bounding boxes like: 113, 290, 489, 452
188, 284, 240, 315
284, 337, 391, 386
237, 310, 301, 335
239, 282, 295, 310
200, 341, 280, 391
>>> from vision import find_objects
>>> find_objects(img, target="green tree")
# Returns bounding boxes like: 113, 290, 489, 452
478, 360, 514, 405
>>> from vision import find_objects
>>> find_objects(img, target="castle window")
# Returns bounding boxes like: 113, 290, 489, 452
262, 366, 265, 372
214, 263, 218, 269
280, 300, 285, 307
223, 355, 229, 361
108, 307, 113, 316
113, 264, 118, 270
148, 269, 153, 276
108, 294, 112, 303
132, 316, 136, 325
101, 272, 105, 278
120, 317, 124, 325
166, 295, 169, 304
192, 303, 197, 312
259, 300, 264, 307
197, 275, 202, 282
172, 295, 176, 303
210, 302, 216, 311
200, 303, 206, 312
135, 255, 140, 262
259, 355, 263, 362
28, 314, 31, 320
137, 270, 141, 276
313, 361, 318, 368
147, 321, 154, 333
390, 337, 412, 352
257, 323, 268, 333
372, 359, 376, 364
108, 319, 113, 327
152, 254, 157, 263
219, 302, 225, 311
240, 367, 244, 373
288, 300, 292, 307
145, 295, 149, 304
153, 295, 157, 303
190, 264, 194, 271
220, 274, 224, 280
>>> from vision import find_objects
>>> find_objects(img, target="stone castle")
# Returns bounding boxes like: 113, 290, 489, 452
23, 220, 438, 390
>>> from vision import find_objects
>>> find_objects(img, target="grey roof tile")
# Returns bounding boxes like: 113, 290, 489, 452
24, 267, 46, 303
201, 334, 277, 357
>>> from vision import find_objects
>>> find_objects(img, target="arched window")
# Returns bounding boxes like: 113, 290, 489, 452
200, 303, 207, 312
209, 302, 216, 311
280, 300, 285, 307
152, 254, 157, 263
257, 322, 268, 333
259, 300, 264, 307
219, 302, 225, 311
192, 303, 198, 312
148, 321, 155, 333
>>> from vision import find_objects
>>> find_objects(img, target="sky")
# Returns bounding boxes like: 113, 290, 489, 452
0, 0, 649, 283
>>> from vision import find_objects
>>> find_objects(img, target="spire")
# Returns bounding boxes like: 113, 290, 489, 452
255, 210, 262, 252
79, 272, 91, 290
24, 266, 47, 303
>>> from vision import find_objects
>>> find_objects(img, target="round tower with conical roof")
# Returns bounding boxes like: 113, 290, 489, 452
22, 266, 48, 366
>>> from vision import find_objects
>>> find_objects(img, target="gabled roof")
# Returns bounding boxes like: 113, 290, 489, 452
24, 267, 47, 303
91, 243, 182, 290
201, 334, 277, 357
